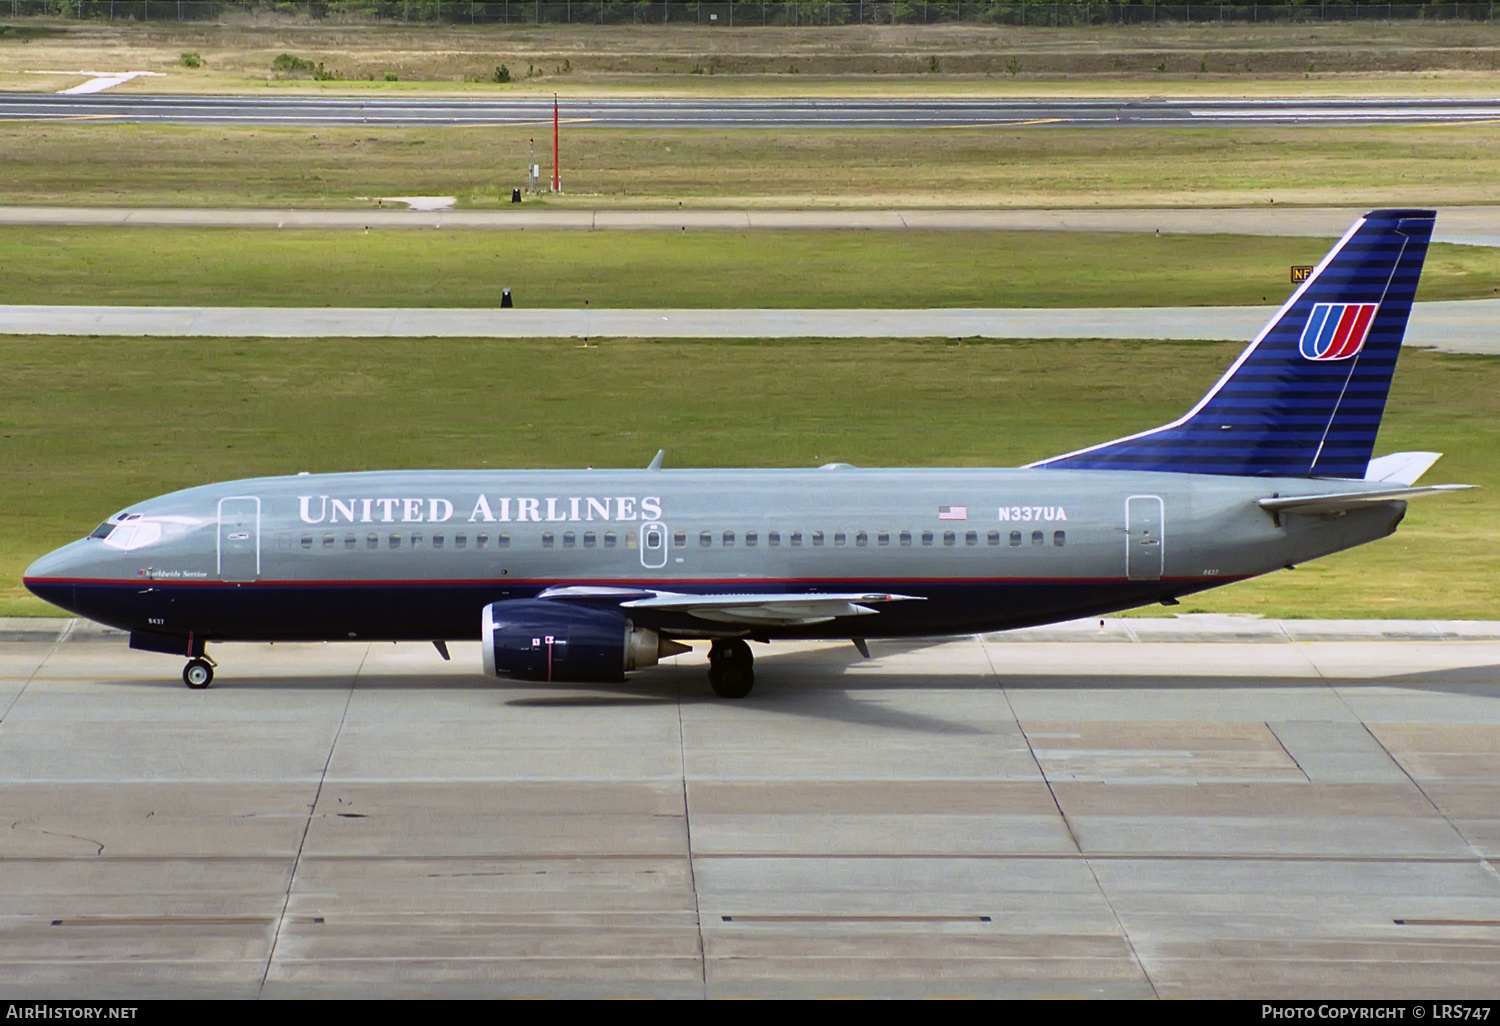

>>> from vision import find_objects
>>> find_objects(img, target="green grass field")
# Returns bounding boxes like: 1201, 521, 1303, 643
2, 123, 1497, 209
4, 228, 1498, 308
3, 335, 1494, 619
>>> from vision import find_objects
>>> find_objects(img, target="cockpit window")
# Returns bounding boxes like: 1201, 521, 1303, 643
89, 511, 137, 540
102, 519, 162, 551
94, 511, 196, 552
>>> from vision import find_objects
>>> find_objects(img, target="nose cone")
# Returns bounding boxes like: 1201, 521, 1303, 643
24, 539, 94, 583
23, 540, 95, 613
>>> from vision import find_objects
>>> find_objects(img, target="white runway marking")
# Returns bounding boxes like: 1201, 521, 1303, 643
27, 71, 165, 95
379, 196, 457, 211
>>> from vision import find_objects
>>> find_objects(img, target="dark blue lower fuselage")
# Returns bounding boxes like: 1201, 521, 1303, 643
29, 576, 1228, 644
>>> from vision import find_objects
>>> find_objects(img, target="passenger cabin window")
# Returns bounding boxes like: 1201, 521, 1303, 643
410, 533, 423, 550
345, 534, 356, 550
585, 532, 597, 549
899, 531, 911, 547
432, 534, 444, 550
745, 531, 758, 547
700, 531, 712, 548
988, 530, 1000, 546
388, 534, 400, 550
673, 531, 686, 548
876, 532, 888, 547
454, 534, 466, 549
921, 531, 933, 547
322, 534, 335, 550
723, 531, 735, 547
1009, 531, 1022, 547
1054, 531, 1066, 547
497, 533, 510, 549
856, 531, 868, 547
834, 531, 846, 547
811, 531, 824, 546
1031, 531, 1044, 547
301, 534, 313, 550
790, 531, 802, 547
476, 533, 489, 550
768, 531, 780, 547
542, 532, 554, 548
943, 531, 956, 547
366, 533, 378, 550
562, 532, 576, 549
603, 532, 616, 549
965, 531, 978, 547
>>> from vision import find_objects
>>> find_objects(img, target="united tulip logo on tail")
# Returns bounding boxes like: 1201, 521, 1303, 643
1299, 303, 1379, 361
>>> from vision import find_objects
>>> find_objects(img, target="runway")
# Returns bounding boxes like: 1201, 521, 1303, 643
2, 298, 1496, 352
4, 93, 1500, 128
1, 616, 1496, 997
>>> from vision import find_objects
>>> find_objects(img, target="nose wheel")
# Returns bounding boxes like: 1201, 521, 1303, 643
707, 638, 754, 698
182, 657, 215, 690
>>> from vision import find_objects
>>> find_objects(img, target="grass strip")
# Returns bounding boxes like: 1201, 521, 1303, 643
2, 228, 1497, 308
1, 124, 1498, 209
2, 335, 1493, 619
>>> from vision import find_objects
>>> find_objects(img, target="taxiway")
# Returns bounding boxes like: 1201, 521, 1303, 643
3, 299, 1496, 353
1, 617, 1497, 997
4, 93, 1500, 128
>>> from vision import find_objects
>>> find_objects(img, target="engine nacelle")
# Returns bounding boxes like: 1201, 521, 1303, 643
480, 599, 688, 682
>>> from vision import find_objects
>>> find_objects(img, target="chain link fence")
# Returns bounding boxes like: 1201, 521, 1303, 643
3, 2, 1496, 25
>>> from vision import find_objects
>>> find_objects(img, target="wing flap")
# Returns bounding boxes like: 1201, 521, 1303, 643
620, 592, 924, 627
1259, 484, 1472, 516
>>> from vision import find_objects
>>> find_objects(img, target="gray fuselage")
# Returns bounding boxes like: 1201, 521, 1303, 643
24, 466, 1406, 644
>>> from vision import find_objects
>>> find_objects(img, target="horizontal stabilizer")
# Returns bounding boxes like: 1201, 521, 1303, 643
1259, 484, 1472, 516
1364, 451, 1442, 486
621, 592, 924, 627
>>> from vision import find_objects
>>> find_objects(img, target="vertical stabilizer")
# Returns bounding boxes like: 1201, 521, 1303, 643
1032, 209, 1435, 479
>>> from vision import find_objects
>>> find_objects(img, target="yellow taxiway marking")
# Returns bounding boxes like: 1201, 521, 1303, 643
0, 114, 126, 121
1421, 117, 1500, 127
949, 118, 1068, 129
457, 118, 598, 128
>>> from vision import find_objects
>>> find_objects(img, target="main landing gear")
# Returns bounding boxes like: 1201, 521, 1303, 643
182, 656, 216, 690
707, 638, 754, 699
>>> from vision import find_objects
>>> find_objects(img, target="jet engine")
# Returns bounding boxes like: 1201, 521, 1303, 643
481, 599, 689, 682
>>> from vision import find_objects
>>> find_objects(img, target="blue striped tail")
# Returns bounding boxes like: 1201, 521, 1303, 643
1032, 209, 1435, 479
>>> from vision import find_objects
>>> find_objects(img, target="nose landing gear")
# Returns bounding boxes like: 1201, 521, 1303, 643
707, 638, 754, 699
183, 656, 216, 690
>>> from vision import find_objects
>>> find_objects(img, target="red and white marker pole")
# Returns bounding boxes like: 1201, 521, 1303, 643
552, 92, 561, 194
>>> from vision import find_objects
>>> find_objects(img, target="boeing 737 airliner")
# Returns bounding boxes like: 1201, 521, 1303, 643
24, 209, 1469, 697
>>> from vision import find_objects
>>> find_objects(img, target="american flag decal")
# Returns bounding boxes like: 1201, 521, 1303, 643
937, 505, 968, 521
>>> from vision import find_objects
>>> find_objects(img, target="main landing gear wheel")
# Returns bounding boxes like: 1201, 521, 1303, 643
708, 638, 754, 699
182, 658, 214, 690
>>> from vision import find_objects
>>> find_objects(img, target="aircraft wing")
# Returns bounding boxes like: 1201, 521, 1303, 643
619, 591, 925, 627
1259, 484, 1473, 517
